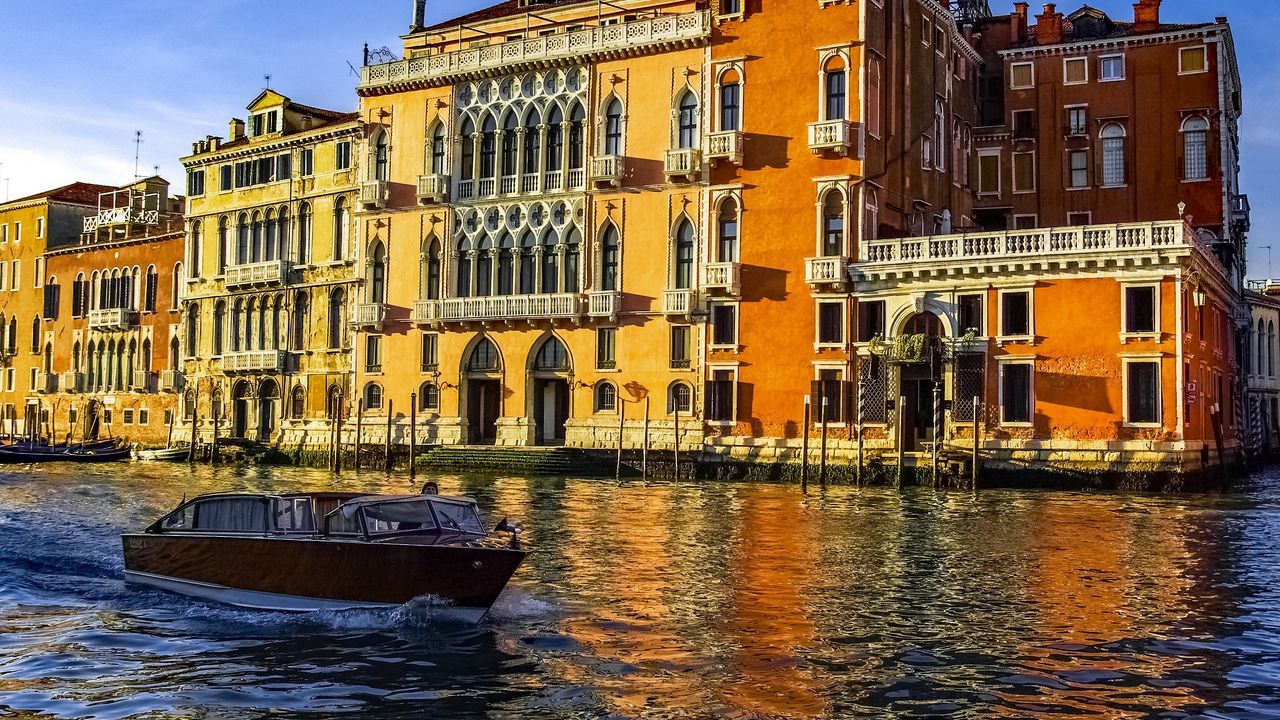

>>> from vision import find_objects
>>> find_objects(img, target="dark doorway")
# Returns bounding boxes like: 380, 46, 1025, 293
232, 382, 250, 439
533, 378, 569, 445
467, 380, 501, 444
899, 312, 945, 452
258, 379, 279, 442
85, 401, 101, 441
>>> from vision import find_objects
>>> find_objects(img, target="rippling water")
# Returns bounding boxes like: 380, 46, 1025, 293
1, 464, 1279, 718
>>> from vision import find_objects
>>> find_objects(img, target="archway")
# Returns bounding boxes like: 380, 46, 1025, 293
530, 335, 572, 445
463, 337, 502, 444
899, 312, 946, 452
258, 379, 280, 442
85, 400, 101, 441
231, 380, 251, 439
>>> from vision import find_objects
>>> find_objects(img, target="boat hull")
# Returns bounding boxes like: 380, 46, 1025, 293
121, 533, 525, 621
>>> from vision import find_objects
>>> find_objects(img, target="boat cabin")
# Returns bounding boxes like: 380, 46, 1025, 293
148, 492, 489, 541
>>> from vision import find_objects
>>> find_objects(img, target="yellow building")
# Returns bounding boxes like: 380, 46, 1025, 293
0, 182, 111, 436
178, 91, 361, 447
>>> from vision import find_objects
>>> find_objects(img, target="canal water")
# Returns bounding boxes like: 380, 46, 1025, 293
1, 466, 1279, 719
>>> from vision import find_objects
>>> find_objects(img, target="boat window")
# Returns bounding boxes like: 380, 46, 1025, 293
325, 508, 363, 535
363, 499, 439, 535
161, 504, 195, 531
430, 501, 485, 535
191, 497, 269, 533
275, 498, 314, 533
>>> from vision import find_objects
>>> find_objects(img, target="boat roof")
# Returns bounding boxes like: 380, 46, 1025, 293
183, 491, 477, 505
341, 494, 479, 508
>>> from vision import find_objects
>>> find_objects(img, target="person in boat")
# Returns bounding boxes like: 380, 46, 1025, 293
421, 481, 439, 496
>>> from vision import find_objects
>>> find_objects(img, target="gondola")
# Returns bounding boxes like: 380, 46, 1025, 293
0, 441, 129, 463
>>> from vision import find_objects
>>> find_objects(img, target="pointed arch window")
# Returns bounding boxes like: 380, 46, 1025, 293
456, 238, 473, 298
523, 111, 541, 175
144, 265, 158, 312
292, 291, 308, 350
430, 123, 447, 175
534, 337, 571, 372
600, 225, 620, 292
328, 288, 346, 350
217, 216, 229, 274
461, 118, 476, 181
717, 198, 740, 262
497, 234, 515, 295
333, 196, 349, 262
264, 209, 277, 263
546, 107, 564, 173
677, 92, 698, 149
189, 221, 202, 279
236, 213, 250, 265
501, 114, 518, 177
719, 79, 741, 132
297, 202, 312, 264
540, 231, 559, 294
251, 211, 264, 263
674, 220, 695, 290
480, 115, 497, 179
372, 128, 390, 182
468, 337, 501, 373
519, 232, 537, 295
30, 315, 40, 355
569, 103, 586, 170
369, 242, 387, 304
425, 238, 442, 300
213, 300, 226, 355
604, 99, 624, 156
476, 236, 494, 297
291, 385, 307, 419
822, 191, 845, 257
564, 229, 581, 293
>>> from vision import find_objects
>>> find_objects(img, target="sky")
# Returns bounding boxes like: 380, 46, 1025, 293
1, 0, 1277, 277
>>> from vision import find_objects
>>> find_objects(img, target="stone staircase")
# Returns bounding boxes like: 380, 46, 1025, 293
415, 446, 615, 476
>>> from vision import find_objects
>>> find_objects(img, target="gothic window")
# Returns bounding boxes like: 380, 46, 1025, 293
717, 197, 740, 262
297, 202, 311, 264
600, 224, 619, 292
677, 91, 698, 149
673, 220, 695, 289
604, 99, 623, 156
456, 238, 473, 297
501, 113, 518, 177
1182, 116, 1209, 181
369, 242, 387, 304
822, 191, 845, 257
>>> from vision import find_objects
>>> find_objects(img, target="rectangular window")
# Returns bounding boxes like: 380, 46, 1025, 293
300, 148, 315, 177
139, 409, 150, 425
277, 152, 291, 180
1012, 109, 1036, 139
1000, 362, 1033, 424
1126, 361, 1161, 425
670, 326, 690, 369
1099, 54, 1125, 81
721, 0, 742, 15
1179, 46, 1207, 74
420, 333, 438, 372
824, 70, 847, 121
596, 328, 617, 370
1124, 285, 1158, 334
0, 224, 7, 243
336, 141, 352, 170
813, 369, 848, 424
817, 302, 844, 345
13, 222, 20, 242
959, 294, 984, 335
104, 408, 113, 426
1013, 152, 1036, 192
719, 83, 741, 132
123, 409, 135, 425
711, 304, 737, 347
1001, 290, 1031, 338
365, 335, 381, 373
1065, 106, 1088, 136
922, 135, 934, 170
35, 218, 44, 239
4, 370, 12, 392
921, 15, 931, 46
220, 165, 233, 192
187, 170, 205, 197
1010, 62, 1034, 89
1013, 214, 1038, 230
706, 369, 735, 422
11, 260, 18, 291
1068, 149, 1089, 188
1068, 211, 1092, 227
1063, 57, 1088, 85
857, 300, 885, 343
977, 150, 1001, 194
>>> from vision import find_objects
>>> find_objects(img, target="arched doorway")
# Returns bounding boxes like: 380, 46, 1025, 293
464, 337, 502, 444
85, 400, 101, 441
531, 336, 571, 445
899, 312, 945, 452
258, 379, 280, 442
231, 380, 251, 439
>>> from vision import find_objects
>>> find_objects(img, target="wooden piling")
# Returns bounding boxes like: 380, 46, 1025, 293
385, 400, 394, 472
971, 396, 980, 489
819, 397, 828, 489
801, 396, 810, 494
355, 399, 364, 471
673, 403, 680, 480
641, 397, 650, 479
615, 398, 625, 480
409, 392, 417, 480
334, 391, 344, 473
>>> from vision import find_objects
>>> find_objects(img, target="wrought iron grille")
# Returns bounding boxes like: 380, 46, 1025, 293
952, 353, 986, 423
858, 356, 890, 424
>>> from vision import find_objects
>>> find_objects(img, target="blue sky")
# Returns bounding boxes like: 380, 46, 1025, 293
2, 0, 1276, 276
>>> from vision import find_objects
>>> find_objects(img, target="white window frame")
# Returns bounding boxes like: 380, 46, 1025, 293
1066, 148, 1090, 190
0, 224, 7, 243
814, 298, 846, 350
35, 218, 44, 239
706, 363, 739, 427
1012, 214, 1039, 230
33, 258, 43, 289
708, 301, 740, 350
1062, 56, 1089, 85
1065, 104, 1089, 136
997, 357, 1035, 428
1010, 61, 1035, 90
1067, 210, 1093, 226
997, 286, 1035, 344
13, 222, 20, 243
817, 47, 852, 123
11, 260, 19, 292
976, 148, 1002, 195
1179, 45, 1208, 75
1120, 281, 1162, 342
812, 362, 849, 427
1012, 151, 1036, 194
921, 15, 932, 47
1099, 54, 1125, 82
1121, 354, 1164, 428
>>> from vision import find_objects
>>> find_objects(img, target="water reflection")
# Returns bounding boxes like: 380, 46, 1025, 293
1, 464, 1279, 718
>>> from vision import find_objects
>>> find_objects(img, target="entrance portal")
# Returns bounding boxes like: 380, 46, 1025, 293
231, 382, 250, 439
258, 379, 279, 442
899, 312, 945, 452
534, 379, 569, 445
467, 380, 501, 444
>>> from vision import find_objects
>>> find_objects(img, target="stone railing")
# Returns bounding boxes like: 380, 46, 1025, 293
225, 259, 288, 289
360, 180, 389, 209
663, 289, 695, 315
412, 299, 441, 325
590, 155, 624, 188
160, 369, 184, 392
34, 372, 56, 394
808, 120, 859, 156
352, 303, 387, 328
702, 262, 741, 295
439, 293, 581, 322
359, 10, 712, 91
860, 220, 1194, 267
88, 308, 134, 331
664, 148, 701, 181
417, 174, 450, 204
132, 371, 154, 393
805, 256, 848, 287
707, 130, 744, 165
224, 350, 286, 373
588, 291, 618, 317
60, 371, 85, 393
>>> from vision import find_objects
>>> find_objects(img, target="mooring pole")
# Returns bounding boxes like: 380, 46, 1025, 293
335, 391, 344, 473
673, 403, 680, 480
210, 403, 219, 465
188, 386, 198, 463
820, 396, 829, 489
932, 383, 942, 486
801, 395, 810, 494
855, 381, 864, 485
615, 398, 625, 480
355, 399, 364, 471
328, 396, 336, 470
385, 399, 394, 472
642, 397, 650, 479
897, 394, 907, 486
166, 406, 175, 449
410, 392, 417, 480
971, 395, 980, 490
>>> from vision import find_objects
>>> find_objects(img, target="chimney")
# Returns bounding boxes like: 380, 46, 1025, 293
1133, 0, 1161, 34
410, 0, 427, 32
208, 135, 221, 152
229, 118, 245, 141
1012, 2, 1029, 42
1035, 3, 1064, 46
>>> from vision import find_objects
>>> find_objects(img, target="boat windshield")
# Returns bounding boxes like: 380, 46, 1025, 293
162, 496, 270, 533
432, 501, 485, 535
362, 499, 440, 535
275, 497, 314, 533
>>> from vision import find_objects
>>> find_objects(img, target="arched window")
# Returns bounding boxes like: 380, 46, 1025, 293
419, 382, 440, 411
480, 115, 497, 180
140, 338, 152, 373
185, 312, 196, 359
1271, 320, 1276, 377
429, 122, 447, 175
217, 216, 229, 274
326, 385, 343, 419
563, 228, 581, 293
43, 342, 52, 374
604, 98, 624, 156
30, 315, 40, 355
230, 300, 242, 352
540, 231, 559, 294
189, 221, 202, 279
594, 381, 617, 412
169, 337, 179, 371
369, 242, 387, 304
264, 209, 278, 263
460, 118, 476, 181
546, 107, 564, 173
501, 113, 518, 177
519, 232, 537, 294
673, 220, 695, 289
292, 291, 309, 349
569, 103, 585, 170
291, 385, 307, 419
332, 197, 350, 262
600, 224, 620, 292
328, 288, 345, 349
677, 91, 698, 149
523, 111, 541, 175
1182, 116, 1209, 181
934, 101, 947, 171
476, 236, 494, 297
717, 197, 740, 262
822, 191, 845, 257
497, 234, 514, 295
363, 382, 383, 411
1259, 319, 1266, 376
72, 341, 81, 373
533, 336, 571, 372
456, 238, 473, 298
245, 298, 258, 352
719, 72, 741, 132
251, 211, 264, 263
171, 264, 182, 309
668, 381, 692, 414
370, 128, 390, 182
275, 207, 288, 262
144, 265, 158, 312
297, 202, 312, 264
424, 238, 442, 300
236, 213, 250, 265
468, 337, 501, 373
183, 390, 195, 420
1100, 123, 1127, 186
864, 187, 879, 244
213, 300, 226, 355
824, 58, 847, 121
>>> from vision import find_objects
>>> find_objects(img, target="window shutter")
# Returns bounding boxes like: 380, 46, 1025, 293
146, 272, 158, 312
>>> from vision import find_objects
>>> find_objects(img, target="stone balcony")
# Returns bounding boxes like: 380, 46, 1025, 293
706, 130, 744, 166
132, 371, 154, 393
360, 180, 389, 210
352, 303, 387, 330
663, 289, 695, 316
590, 155, 624, 188
88, 308, 135, 331
854, 220, 1207, 283
438, 293, 581, 323
358, 10, 712, 92
455, 169, 585, 202
412, 299, 441, 326
224, 259, 288, 289
160, 369, 184, 393
34, 372, 56, 394
664, 148, 701, 182
702, 262, 741, 296
60, 371, 85, 393
417, 174, 450, 204
805, 256, 848, 289
587, 291, 619, 318
808, 120, 861, 157
224, 350, 286, 374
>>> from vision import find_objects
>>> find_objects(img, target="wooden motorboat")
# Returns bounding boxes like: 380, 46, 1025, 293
122, 492, 528, 623
134, 446, 190, 462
